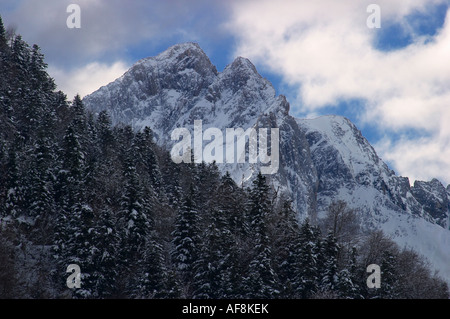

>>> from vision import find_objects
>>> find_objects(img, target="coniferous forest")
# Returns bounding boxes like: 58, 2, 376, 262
0, 16, 448, 299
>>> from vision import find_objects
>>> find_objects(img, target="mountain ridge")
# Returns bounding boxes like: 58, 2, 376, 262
83, 42, 450, 282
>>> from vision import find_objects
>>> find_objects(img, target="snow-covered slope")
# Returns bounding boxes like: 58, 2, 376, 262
298, 115, 450, 282
83, 43, 450, 283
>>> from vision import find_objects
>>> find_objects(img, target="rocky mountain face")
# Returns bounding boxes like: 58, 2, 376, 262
411, 179, 450, 227
84, 43, 318, 217
83, 42, 450, 282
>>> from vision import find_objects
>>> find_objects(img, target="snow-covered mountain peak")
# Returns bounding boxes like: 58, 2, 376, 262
226, 56, 259, 75
136, 42, 215, 71
156, 42, 204, 58
298, 115, 383, 177
83, 42, 282, 139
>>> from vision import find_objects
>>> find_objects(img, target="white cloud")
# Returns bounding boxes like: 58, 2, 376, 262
375, 136, 450, 185
2, 0, 228, 66
48, 61, 129, 99
227, 0, 450, 184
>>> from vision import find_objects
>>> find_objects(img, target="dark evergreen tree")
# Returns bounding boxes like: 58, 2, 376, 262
336, 246, 361, 299
159, 150, 183, 208
89, 208, 120, 298
297, 218, 319, 298
0, 16, 7, 50
30, 44, 52, 89
4, 143, 22, 218
193, 207, 235, 299
222, 244, 245, 298
164, 269, 182, 299
139, 236, 166, 298
53, 122, 90, 297
319, 231, 339, 295
120, 157, 150, 256
272, 200, 302, 297
216, 171, 247, 236
117, 154, 152, 297
11, 35, 30, 82
243, 172, 279, 298
96, 110, 114, 157
144, 127, 163, 191
171, 185, 201, 293
0, 222, 18, 298
56, 123, 86, 210
378, 249, 399, 299
71, 95, 87, 133
28, 137, 55, 244
247, 172, 271, 237
67, 203, 96, 299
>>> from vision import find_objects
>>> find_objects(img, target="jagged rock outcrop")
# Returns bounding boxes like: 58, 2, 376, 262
411, 179, 449, 229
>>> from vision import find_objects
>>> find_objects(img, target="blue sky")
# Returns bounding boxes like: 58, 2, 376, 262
1, 0, 450, 185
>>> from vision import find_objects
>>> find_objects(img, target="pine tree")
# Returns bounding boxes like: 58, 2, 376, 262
0, 222, 18, 298
159, 151, 183, 208
221, 243, 245, 298
247, 172, 271, 237
11, 35, 30, 77
71, 95, 87, 133
216, 171, 248, 236
193, 207, 235, 299
133, 127, 163, 196
379, 249, 399, 299
145, 128, 163, 191
336, 246, 361, 299
57, 123, 86, 210
53, 122, 92, 297
68, 203, 96, 299
92, 110, 120, 214
117, 155, 152, 297
4, 144, 22, 218
192, 245, 213, 299
120, 157, 150, 257
243, 172, 279, 298
164, 269, 182, 299
139, 235, 166, 298
245, 245, 279, 298
28, 137, 55, 244
319, 231, 339, 295
89, 208, 120, 298
272, 200, 302, 297
30, 44, 55, 92
171, 185, 201, 293
194, 161, 220, 214
0, 16, 7, 50
96, 110, 114, 157
212, 171, 249, 298
53, 199, 97, 298
297, 218, 319, 298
